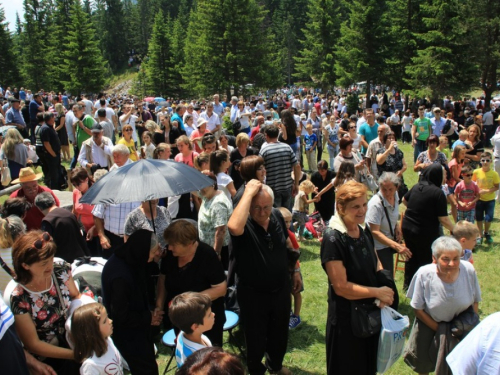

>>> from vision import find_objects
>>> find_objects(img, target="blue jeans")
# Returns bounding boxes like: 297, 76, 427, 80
327, 146, 337, 170
413, 139, 427, 163
290, 140, 300, 165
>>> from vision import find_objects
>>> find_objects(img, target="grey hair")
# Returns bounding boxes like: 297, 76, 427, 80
72, 103, 83, 111
378, 172, 400, 187
431, 236, 462, 258
7, 215, 26, 241
112, 143, 130, 155
34, 192, 56, 211
259, 184, 274, 203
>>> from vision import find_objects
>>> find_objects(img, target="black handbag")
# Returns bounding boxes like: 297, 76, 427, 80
350, 301, 382, 338
232, 120, 241, 132
450, 305, 480, 340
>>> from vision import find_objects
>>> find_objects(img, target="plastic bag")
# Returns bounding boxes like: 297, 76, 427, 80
377, 306, 410, 374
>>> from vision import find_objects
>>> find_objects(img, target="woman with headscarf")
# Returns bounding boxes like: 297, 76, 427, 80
101, 229, 162, 375
402, 164, 454, 289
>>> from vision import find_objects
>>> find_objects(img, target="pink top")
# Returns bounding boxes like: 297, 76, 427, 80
454, 180, 480, 211
447, 159, 463, 188
190, 129, 211, 153
72, 189, 95, 232
175, 151, 199, 168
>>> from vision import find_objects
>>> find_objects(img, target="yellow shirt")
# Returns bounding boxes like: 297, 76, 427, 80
472, 168, 500, 201
118, 138, 138, 161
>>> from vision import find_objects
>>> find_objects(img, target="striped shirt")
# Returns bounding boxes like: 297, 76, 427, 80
175, 332, 212, 368
0, 294, 14, 339
259, 142, 298, 193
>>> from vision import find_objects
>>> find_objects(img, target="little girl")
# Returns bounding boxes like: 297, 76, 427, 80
141, 131, 156, 159
175, 135, 199, 168
210, 150, 236, 201
292, 180, 317, 241
72, 303, 124, 375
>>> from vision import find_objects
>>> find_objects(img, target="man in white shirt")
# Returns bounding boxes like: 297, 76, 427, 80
78, 123, 114, 175
81, 95, 94, 115
256, 98, 266, 112
94, 99, 117, 125
201, 103, 221, 139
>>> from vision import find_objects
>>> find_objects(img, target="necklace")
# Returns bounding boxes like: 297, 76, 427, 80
26, 275, 51, 292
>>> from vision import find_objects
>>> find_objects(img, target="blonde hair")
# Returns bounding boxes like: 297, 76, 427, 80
458, 129, 468, 139
236, 133, 250, 147
278, 207, 292, 221
452, 220, 479, 241
145, 120, 159, 133
55, 103, 65, 116
299, 180, 315, 193
0, 216, 26, 248
2, 128, 24, 159
176, 135, 192, 150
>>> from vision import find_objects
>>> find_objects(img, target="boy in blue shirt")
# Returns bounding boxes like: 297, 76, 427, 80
304, 124, 318, 172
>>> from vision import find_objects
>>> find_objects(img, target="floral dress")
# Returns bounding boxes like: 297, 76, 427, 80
198, 193, 233, 248
10, 261, 71, 346
124, 206, 172, 249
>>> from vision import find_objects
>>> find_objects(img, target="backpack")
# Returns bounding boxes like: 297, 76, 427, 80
441, 119, 452, 135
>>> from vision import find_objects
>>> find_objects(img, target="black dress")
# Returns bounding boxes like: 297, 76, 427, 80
311, 170, 336, 222
55, 114, 69, 146
402, 164, 447, 289
229, 148, 256, 190
160, 241, 227, 346
101, 230, 158, 375
321, 223, 380, 375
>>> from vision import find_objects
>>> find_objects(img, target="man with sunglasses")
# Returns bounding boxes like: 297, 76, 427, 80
472, 152, 500, 244
78, 123, 114, 177
228, 180, 300, 375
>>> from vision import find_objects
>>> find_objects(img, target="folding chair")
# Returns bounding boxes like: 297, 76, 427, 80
161, 329, 177, 374
223, 310, 245, 358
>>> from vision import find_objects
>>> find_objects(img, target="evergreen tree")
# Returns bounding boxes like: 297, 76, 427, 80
61, 1, 107, 94
0, 7, 21, 86
182, 0, 280, 97
405, 0, 476, 102
142, 11, 174, 96
294, 0, 341, 90
101, 0, 128, 71
335, 0, 391, 106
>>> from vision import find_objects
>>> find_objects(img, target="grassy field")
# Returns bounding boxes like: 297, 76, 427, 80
155, 141, 500, 374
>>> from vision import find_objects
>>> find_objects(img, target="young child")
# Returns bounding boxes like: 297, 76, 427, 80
472, 151, 500, 244
304, 124, 318, 172
454, 165, 480, 224
452, 220, 479, 264
438, 135, 451, 161
293, 180, 317, 241
141, 131, 156, 159
169, 292, 214, 368
452, 129, 469, 150
72, 303, 124, 374
210, 149, 235, 200
279, 207, 304, 329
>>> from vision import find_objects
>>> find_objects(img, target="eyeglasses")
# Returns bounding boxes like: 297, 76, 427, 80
462, 173, 473, 177
33, 232, 52, 250
481, 159, 491, 163
349, 126, 356, 129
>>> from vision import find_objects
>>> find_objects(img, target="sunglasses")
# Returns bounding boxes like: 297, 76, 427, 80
349, 126, 356, 129
123, 128, 133, 132
33, 232, 52, 250
481, 159, 491, 163
462, 173, 473, 177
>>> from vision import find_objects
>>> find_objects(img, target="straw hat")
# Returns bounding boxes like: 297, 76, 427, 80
11, 167, 43, 184
197, 118, 208, 128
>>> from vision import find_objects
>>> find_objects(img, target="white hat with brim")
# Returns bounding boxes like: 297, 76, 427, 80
11, 167, 43, 184
197, 118, 208, 128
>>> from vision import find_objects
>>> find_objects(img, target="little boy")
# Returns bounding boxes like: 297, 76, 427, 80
472, 152, 500, 244
452, 220, 479, 263
452, 130, 469, 150
278, 207, 304, 329
169, 292, 214, 368
454, 165, 480, 224
437, 136, 451, 161
304, 124, 318, 172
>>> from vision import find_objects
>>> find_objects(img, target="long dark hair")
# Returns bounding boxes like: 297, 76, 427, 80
70, 167, 94, 190
280, 109, 297, 137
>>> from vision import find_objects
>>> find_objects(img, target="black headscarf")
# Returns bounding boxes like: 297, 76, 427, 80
114, 229, 153, 268
418, 163, 443, 189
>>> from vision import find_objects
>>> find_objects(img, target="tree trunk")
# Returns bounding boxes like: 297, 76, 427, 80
365, 79, 371, 109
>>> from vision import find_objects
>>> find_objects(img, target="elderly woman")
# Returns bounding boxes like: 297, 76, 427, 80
230, 132, 256, 190
0, 215, 25, 291
402, 164, 454, 289
333, 136, 365, 180
321, 181, 395, 375
366, 172, 412, 273
156, 220, 227, 346
414, 134, 448, 172
235, 101, 252, 134
102, 229, 162, 375
0, 128, 29, 179
10, 231, 81, 373
232, 155, 266, 207
464, 124, 484, 170
404, 236, 481, 374
197, 173, 233, 269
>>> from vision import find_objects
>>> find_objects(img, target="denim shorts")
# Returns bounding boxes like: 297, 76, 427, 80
475, 199, 495, 222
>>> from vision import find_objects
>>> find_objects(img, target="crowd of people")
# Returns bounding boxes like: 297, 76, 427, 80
0, 85, 499, 375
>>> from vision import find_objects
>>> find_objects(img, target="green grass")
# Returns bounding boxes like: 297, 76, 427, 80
159, 142, 500, 374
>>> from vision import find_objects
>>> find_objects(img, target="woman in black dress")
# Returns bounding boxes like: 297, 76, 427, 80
321, 181, 395, 375
401, 164, 454, 289
156, 220, 227, 346
229, 133, 256, 190
311, 160, 336, 222
101, 229, 162, 375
